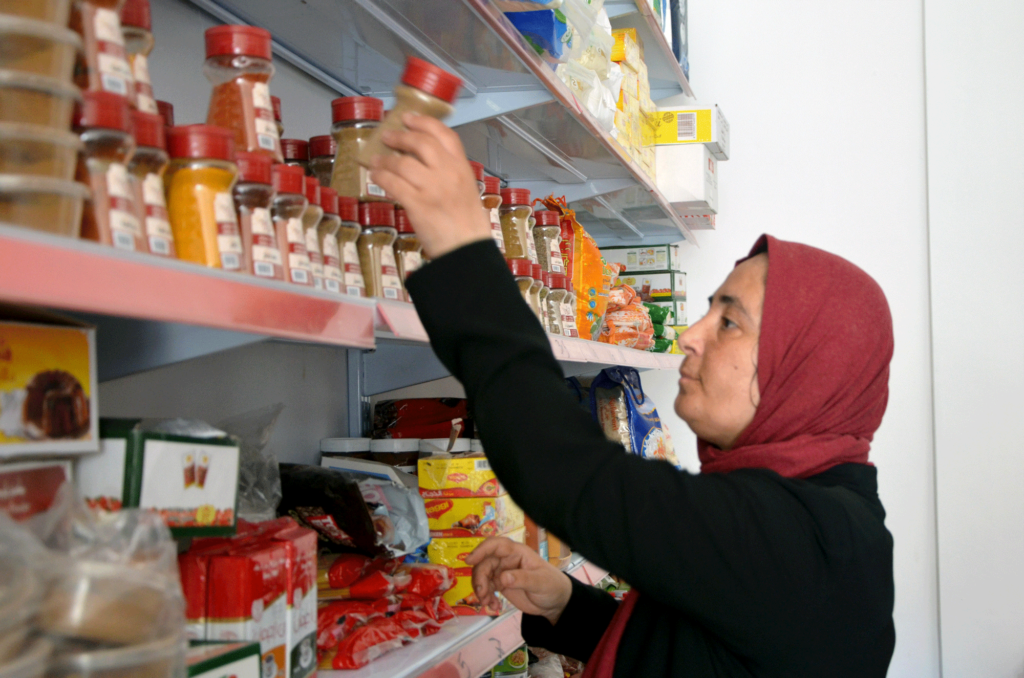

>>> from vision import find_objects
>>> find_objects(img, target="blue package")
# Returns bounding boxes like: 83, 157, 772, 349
505, 9, 569, 63
590, 367, 676, 464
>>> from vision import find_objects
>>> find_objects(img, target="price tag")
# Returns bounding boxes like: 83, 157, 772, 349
549, 336, 568, 360
378, 301, 428, 341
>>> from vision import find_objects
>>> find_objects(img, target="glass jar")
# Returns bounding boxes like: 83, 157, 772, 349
156, 99, 173, 127
537, 268, 551, 332
482, 174, 504, 254
318, 186, 343, 295
369, 439, 420, 475
309, 134, 336, 187
320, 437, 371, 461
203, 25, 282, 162
499, 187, 534, 261
69, 0, 133, 97
529, 264, 544, 324
560, 275, 579, 338
357, 57, 462, 166
127, 109, 174, 257
271, 95, 283, 137
281, 138, 308, 173
270, 163, 311, 285
303, 177, 325, 290
164, 124, 244, 271
547, 273, 567, 336
357, 201, 403, 301
120, 0, 157, 112
233, 151, 282, 280
533, 209, 563, 275
336, 196, 366, 297
393, 208, 422, 301
329, 96, 387, 202
508, 258, 534, 314
75, 91, 145, 252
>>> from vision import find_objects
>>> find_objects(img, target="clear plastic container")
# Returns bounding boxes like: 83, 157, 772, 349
0, 14, 81, 80
234, 151, 282, 280
317, 186, 344, 294
320, 437, 371, 461
357, 201, 403, 301
270, 163, 311, 286
280, 138, 308, 173
482, 174, 504, 254
529, 263, 544, 323
0, 638, 50, 678
46, 634, 184, 678
0, 555, 43, 663
0, 71, 81, 129
537, 267, 551, 332
127, 110, 173, 257
69, 0, 133, 97
164, 124, 244, 271
120, 0, 158, 113
393, 207, 422, 300
329, 96, 387, 202
559, 275, 579, 338
308, 134, 336, 187
546, 272, 565, 336
508, 258, 534, 313
0, 0, 73, 23
369, 438, 420, 475
75, 91, 146, 253
0, 122, 82, 180
203, 25, 282, 162
533, 209, 563, 275
357, 57, 462, 167
499, 187, 534, 261
0, 175, 87, 235
336, 196, 366, 298
303, 176, 325, 290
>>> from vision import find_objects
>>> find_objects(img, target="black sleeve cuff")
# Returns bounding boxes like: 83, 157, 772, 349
521, 575, 619, 663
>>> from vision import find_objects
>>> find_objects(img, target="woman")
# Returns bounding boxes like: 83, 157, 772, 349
370, 114, 896, 677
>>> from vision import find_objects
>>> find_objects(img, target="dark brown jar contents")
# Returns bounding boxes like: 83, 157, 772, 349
308, 134, 336, 187
234, 151, 283, 280
336, 196, 366, 298
69, 0, 134, 97
357, 201, 403, 300
318, 186, 344, 294
126, 109, 174, 257
270, 163, 311, 286
330, 96, 388, 202
393, 207, 422, 301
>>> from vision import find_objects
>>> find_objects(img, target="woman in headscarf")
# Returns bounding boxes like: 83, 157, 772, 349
370, 113, 896, 677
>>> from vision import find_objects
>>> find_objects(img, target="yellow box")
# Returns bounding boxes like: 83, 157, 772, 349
639, 92, 655, 116
0, 307, 98, 456
428, 527, 526, 615
621, 71, 638, 100
640, 116, 655, 148
651, 105, 731, 160
614, 109, 628, 134
418, 454, 500, 498
424, 494, 525, 538
611, 29, 641, 73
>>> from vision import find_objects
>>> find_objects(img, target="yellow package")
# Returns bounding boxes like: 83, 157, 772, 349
611, 29, 643, 71
428, 527, 527, 616
418, 454, 500, 498
640, 116, 655, 148
424, 494, 525, 538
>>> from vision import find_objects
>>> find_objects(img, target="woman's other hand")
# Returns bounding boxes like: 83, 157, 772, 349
466, 537, 573, 625
368, 113, 492, 259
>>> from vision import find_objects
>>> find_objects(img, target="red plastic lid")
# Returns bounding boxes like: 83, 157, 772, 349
205, 25, 272, 61
304, 176, 321, 205
280, 138, 308, 162
394, 208, 413, 234
483, 175, 501, 195
271, 96, 281, 122
120, 0, 151, 30
534, 210, 559, 226
156, 100, 174, 128
359, 201, 395, 228
532, 264, 543, 280
75, 91, 131, 133
271, 163, 305, 195
401, 57, 462, 105
131, 110, 165, 150
549, 272, 566, 289
166, 124, 234, 161
235, 152, 272, 185
468, 161, 484, 183
309, 135, 336, 158
501, 187, 530, 206
507, 258, 531, 276
337, 195, 358, 223
320, 186, 339, 215
331, 96, 383, 123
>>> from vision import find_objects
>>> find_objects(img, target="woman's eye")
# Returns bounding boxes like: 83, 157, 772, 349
722, 317, 737, 329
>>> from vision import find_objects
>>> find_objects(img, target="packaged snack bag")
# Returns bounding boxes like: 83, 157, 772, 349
590, 367, 680, 466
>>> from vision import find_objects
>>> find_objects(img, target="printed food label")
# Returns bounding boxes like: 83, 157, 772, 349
140, 175, 172, 255
93, 9, 132, 96
251, 84, 279, 152
364, 170, 387, 198
280, 218, 311, 284
142, 173, 166, 208
138, 439, 239, 528
93, 8, 124, 44
252, 82, 273, 111
285, 218, 304, 245
132, 54, 157, 113
214, 192, 236, 224
489, 208, 505, 253
341, 242, 365, 295
399, 251, 423, 278
526, 232, 538, 264
304, 228, 324, 289
253, 245, 283, 267
251, 207, 273, 235
109, 209, 141, 250
561, 302, 579, 337
380, 247, 403, 299
255, 117, 278, 151
548, 240, 564, 273
214, 192, 242, 270
322, 238, 343, 292
106, 163, 133, 199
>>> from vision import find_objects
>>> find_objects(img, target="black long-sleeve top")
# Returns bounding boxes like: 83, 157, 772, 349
406, 240, 895, 677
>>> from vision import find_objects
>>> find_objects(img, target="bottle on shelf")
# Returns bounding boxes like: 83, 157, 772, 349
560, 275, 579, 338
499, 187, 535, 263
509, 258, 534, 311
127, 109, 174, 257
481, 174, 504, 254
357, 201, 403, 301
233, 151, 283, 280
317, 187, 343, 294
269, 163, 311, 286
329, 96, 386, 202
393, 207, 423, 300
70, 0, 134, 97
533, 209, 563, 275
303, 176, 325, 291
529, 263, 544, 324
120, 0, 158, 113
281, 138, 308, 174
271, 95, 283, 137
546, 272, 565, 336
537, 266, 551, 332
336, 196, 366, 298
308, 134, 336, 188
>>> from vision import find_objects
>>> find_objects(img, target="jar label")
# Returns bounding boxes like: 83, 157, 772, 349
280, 217, 311, 283
322, 238, 343, 290
548, 240, 563, 273
489, 207, 505, 253
132, 54, 157, 113
142, 174, 172, 256
364, 170, 387, 198
106, 163, 133, 200
399, 251, 423, 279
285, 217, 304, 245
251, 207, 273, 236
214, 192, 242, 270
251, 83, 279, 152
561, 302, 579, 337
380, 247, 403, 299
142, 173, 166, 208
305, 228, 324, 289
526, 231, 538, 264
93, 9, 132, 96
342, 242, 366, 296
252, 82, 272, 111
93, 8, 124, 44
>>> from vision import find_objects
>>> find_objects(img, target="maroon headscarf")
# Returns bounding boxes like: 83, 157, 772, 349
583, 235, 893, 678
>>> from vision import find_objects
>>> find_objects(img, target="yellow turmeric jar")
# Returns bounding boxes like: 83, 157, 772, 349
164, 124, 243, 271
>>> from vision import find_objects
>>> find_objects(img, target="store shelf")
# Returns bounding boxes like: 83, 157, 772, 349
0, 225, 377, 350
568, 558, 611, 586
606, 0, 693, 98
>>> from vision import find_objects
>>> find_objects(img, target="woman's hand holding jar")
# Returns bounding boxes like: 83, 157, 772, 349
466, 536, 572, 625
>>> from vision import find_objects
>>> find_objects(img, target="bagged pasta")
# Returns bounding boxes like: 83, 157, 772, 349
590, 367, 679, 466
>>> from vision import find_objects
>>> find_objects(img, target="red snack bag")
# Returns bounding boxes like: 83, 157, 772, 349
424, 596, 456, 623
392, 609, 442, 639
322, 553, 370, 589
348, 569, 413, 599
398, 593, 426, 611
316, 601, 383, 650
402, 563, 456, 598
331, 617, 411, 669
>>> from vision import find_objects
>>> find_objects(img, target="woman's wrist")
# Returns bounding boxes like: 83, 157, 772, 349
543, 573, 575, 626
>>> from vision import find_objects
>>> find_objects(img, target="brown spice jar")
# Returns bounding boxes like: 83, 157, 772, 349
69, 0, 134, 97
127, 110, 174, 257
357, 201, 403, 301
329, 96, 387, 202
393, 208, 422, 301
317, 187, 344, 295
270, 163, 311, 286
308, 134, 336, 187
302, 176, 325, 290
499, 188, 533, 261
335, 196, 366, 298
482, 174, 504, 254
234, 151, 283, 279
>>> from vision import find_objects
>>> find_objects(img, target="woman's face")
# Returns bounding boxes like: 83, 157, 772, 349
675, 253, 767, 450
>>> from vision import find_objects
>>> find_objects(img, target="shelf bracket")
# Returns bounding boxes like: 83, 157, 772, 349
592, 196, 645, 238
495, 115, 588, 183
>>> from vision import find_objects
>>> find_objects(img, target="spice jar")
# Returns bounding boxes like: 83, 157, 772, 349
233, 151, 282, 280
482, 174, 504, 254
120, 0, 157, 113
203, 25, 282, 162
529, 264, 545, 324
318, 186, 343, 294
533, 209, 563, 275
165, 124, 243, 271
127, 109, 174, 257
75, 91, 145, 252
559, 210, 574, 282
357, 201, 404, 301
537, 267, 551, 332
320, 438, 371, 461
546, 272, 567, 336
69, 0, 133, 97
508, 258, 534, 314
336, 196, 366, 298
156, 99, 173, 127
270, 163, 311, 285
499, 187, 536, 262
281, 138, 308, 173
271, 95, 283, 137
369, 439, 420, 475
329, 96, 387, 202
394, 207, 422, 300
559, 275, 579, 338
308, 134, 336, 187
303, 176, 325, 290
357, 57, 462, 167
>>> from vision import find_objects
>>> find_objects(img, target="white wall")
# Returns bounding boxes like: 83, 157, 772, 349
641, 2, 940, 676
925, 1, 1024, 676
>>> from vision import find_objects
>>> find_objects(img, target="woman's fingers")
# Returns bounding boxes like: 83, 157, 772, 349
379, 127, 445, 169
372, 152, 433, 192
363, 166, 418, 207
465, 536, 518, 565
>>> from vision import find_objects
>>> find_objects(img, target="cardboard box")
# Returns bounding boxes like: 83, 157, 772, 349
187, 642, 261, 678
611, 29, 642, 72
617, 271, 686, 300
427, 526, 526, 615
680, 212, 716, 230
0, 459, 72, 520
652, 104, 730, 160
0, 307, 98, 456
602, 244, 683, 273
620, 70, 638, 101
656, 143, 718, 214
425, 494, 525, 538
418, 454, 501, 498
271, 525, 318, 678
651, 300, 687, 325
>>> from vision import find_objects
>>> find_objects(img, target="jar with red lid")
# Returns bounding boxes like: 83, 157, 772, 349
308, 135, 336, 187
545, 272, 565, 336
529, 263, 545, 325
69, 0, 134, 97
120, 0, 157, 112
126, 109, 174, 257
204, 25, 283, 162
537, 267, 552, 332
271, 95, 283, 137
329, 96, 387, 202
233, 151, 282, 280
508, 258, 533, 310
270, 163, 311, 285
358, 57, 462, 167
557, 274, 579, 338
533, 209, 563, 275
357, 202, 403, 300
393, 207, 422, 300
317, 187, 344, 294
164, 124, 244, 271
281, 138, 308, 174
303, 176, 325, 290
156, 100, 173, 128
481, 174, 504, 254
75, 91, 145, 252
499, 187, 535, 262
335, 196, 366, 298
559, 210, 574, 283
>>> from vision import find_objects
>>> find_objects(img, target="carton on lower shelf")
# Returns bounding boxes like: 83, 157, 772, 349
0, 459, 72, 520
602, 244, 682, 274
187, 642, 261, 678
650, 300, 687, 325
424, 494, 525, 538
418, 454, 502, 498
617, 271, 687, 301
655, 143, 718, 214
428, 526, 526, 615
269, 525, 318, 678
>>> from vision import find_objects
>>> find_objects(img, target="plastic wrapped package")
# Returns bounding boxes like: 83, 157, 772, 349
529, 653, 565, 678
559, 0, 604, 59
318, 553, 371, 590
217, 403, 284, 523
325, 617, 410, 670
504, 10, 568, 63
0, 516, 48, 662
316, 599, 388, 653
590, 367, 679, 465
0, 638, 50, 678
574, 15, 614, 79
373, 398, 472, 440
